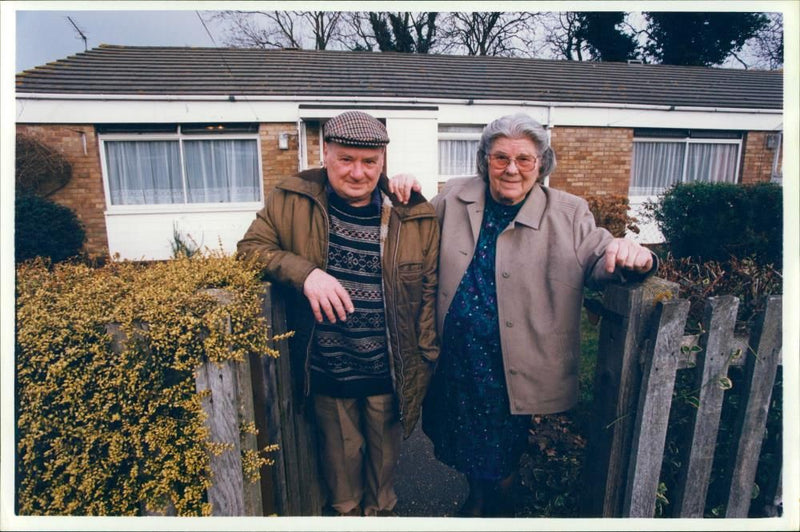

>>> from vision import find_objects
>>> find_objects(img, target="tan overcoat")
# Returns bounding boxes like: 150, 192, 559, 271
433, 176, 647, 415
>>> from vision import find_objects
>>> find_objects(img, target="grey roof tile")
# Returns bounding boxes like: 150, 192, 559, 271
15, 45, 783, 110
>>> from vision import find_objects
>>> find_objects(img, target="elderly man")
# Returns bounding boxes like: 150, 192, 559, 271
237, 111, 439, 517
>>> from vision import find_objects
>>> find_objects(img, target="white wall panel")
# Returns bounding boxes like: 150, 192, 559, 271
385, 117, 439, 200
105, 209, 259, 261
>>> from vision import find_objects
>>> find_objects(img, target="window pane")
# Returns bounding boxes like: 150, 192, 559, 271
439, 125, 483, 133
105, 141, 183, 205
439, 139, 478, 176
630, 141, 685, 196
686, 143, 738, 184
184, 139, 260, 203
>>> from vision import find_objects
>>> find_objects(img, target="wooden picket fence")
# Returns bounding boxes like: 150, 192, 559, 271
186, 283, 324, 516
191, 277, 782, 518
581, 276, 783, 518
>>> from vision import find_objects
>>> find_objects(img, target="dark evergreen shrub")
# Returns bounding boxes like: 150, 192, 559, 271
15, 195, 86, 263
644, 182, 782, 267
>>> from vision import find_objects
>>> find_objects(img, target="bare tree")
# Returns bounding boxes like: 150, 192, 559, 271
337, 12, 441, 53
743, 11, 783, 69
210, 11, 345, 50
542, 12, 583, 60
543, 12, 637, 62
439, 12, 540, 56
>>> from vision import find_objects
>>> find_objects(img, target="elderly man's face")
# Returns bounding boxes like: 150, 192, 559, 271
323, 142, 384, 207
486, 136, 541, 206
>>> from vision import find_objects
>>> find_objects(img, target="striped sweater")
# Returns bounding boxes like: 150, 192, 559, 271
309, 190, 392, 397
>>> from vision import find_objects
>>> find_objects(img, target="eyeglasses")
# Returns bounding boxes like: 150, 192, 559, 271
487, 153, 539, 172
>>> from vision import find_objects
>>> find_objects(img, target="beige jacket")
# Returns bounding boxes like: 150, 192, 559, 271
237, 168, 440, 437
433, 176, 647, 415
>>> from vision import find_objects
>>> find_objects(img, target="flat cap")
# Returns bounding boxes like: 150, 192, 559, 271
323, 111, 389, 147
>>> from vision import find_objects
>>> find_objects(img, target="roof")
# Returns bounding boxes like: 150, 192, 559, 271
16, 45, 783, 110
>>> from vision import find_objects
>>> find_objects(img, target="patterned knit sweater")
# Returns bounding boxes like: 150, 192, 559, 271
309, 190, 392, 397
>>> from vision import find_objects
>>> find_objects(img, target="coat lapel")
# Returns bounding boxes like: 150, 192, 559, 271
456, 177, 487, 245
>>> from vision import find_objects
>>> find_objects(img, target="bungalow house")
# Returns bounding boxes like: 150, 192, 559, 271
15, 45, 783, 260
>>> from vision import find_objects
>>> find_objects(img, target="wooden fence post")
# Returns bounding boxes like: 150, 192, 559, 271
195, 289, 263, 516
673, 295, 739, 517
250, 283, 324, 516
623, 298, 690, 517
581, 276, 679, 517
725, 296, 782, 517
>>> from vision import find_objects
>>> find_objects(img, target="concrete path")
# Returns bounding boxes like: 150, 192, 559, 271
393, 425, 468, 517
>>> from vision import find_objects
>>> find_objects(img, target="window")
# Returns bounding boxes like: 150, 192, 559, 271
101, 125, 261, 207
438, 125, 483, 178
630, 129, 742, 196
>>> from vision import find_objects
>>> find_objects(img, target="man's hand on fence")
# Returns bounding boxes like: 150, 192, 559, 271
303, 268, 355, 323
604, 238, 654, 274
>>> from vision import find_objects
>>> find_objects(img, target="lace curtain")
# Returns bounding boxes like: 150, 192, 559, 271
630, 141, 738, 196
438, 139, 479, 176
105, 139, 260, 205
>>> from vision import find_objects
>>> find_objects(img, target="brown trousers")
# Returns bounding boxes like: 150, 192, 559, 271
313, 394, 401, 515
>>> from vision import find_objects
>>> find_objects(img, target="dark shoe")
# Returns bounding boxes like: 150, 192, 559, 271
375, 509, 397, 516
484, 474, 517, 517
337, 505, 362, 516
456, 499, 484, 517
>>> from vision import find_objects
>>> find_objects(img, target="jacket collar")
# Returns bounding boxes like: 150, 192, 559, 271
277, 168, 434, 220
456, 176, 547, 230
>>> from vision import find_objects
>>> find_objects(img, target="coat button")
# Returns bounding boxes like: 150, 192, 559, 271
509, 369, 518, 375
506, 321, 513, 327
502, 271, 510, 278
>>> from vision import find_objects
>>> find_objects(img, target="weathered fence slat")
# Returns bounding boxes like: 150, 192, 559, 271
194, 289, 264, 516
253, 284, 290, 515
196, 360, 247, 515
235, 351, 264, 515
725, 296, 783, 518
623, 299, 691, 517
673, 295, 739, 517
252, 283, 324, 516
582, 276, 679, 517
583, 282, 782, 519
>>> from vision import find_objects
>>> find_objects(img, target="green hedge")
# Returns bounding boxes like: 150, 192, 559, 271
15, 253, 279, 515
644, 182, 782, 267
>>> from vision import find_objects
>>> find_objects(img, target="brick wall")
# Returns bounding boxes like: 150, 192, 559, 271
17, 121, 779, 258
549, 126, 633, 198
740, 131, 782, 185
16, 124, 108, 258
305, 121, 323, 169
259, 123, 302, 193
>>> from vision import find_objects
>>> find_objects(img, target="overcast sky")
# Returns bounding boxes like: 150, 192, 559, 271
15, 9, 226, 72
11, 1, 796, 73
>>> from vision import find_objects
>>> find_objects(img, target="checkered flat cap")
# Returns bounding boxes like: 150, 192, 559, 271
324, 111, 389, 147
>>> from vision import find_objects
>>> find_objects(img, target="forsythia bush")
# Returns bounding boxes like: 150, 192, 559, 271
16, 252, 281, 516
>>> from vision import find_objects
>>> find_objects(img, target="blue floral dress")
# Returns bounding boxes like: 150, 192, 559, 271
422, 191, 531, 481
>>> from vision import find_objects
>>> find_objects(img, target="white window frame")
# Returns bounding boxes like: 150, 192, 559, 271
438, 126, 483, 181
629, 135, 742, 204
99, 126, 264, 214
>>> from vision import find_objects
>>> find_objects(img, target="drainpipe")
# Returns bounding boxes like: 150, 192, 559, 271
544, 106, 555, 187
296, 118, 306, 172
771, 131, 782, 182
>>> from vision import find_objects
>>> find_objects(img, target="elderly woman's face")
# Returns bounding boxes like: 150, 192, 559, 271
486, 136, 541, 205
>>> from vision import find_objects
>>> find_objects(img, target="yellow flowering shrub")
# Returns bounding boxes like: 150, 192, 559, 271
16, 252, 282, 516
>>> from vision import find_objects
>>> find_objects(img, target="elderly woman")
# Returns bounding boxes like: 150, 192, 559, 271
390, 112, 655, 517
